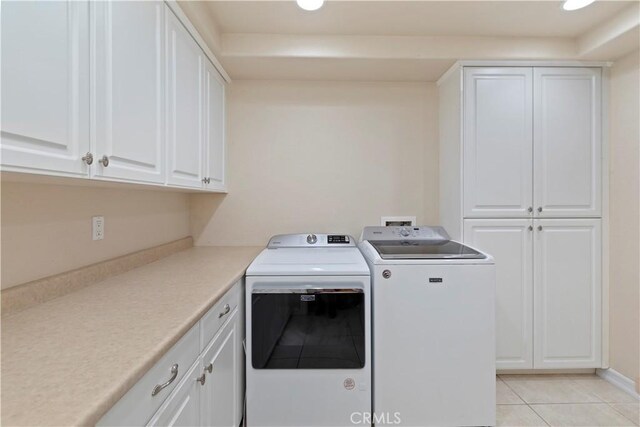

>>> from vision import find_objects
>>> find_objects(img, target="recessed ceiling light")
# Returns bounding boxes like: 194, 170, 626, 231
296, 0, 324, 11
563, 0, 596, 11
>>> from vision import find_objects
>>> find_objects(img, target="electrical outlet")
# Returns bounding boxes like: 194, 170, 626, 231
92, 216, 104, 241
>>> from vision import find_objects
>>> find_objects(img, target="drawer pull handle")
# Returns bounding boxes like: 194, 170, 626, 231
205, 363, 213, 374
98, 155, 110, 167
151, 364, 178, 396
82, 152, 94, 165
218, 304, 230, 318
197, 373, 206, 386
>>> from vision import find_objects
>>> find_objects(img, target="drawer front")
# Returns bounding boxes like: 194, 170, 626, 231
200, 281, 240, 350
97, 323, 200, 426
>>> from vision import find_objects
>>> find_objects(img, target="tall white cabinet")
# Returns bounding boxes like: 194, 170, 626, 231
440, 64, 604, 370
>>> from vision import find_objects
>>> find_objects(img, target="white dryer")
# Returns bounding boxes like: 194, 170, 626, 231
359, 226, 496, 427
245, 234, 372, 427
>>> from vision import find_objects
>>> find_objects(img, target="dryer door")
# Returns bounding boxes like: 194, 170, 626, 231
251, 288, 365, 369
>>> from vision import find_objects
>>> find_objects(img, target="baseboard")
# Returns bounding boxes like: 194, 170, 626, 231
497, 369, 595, 375
596, 368, 640, 401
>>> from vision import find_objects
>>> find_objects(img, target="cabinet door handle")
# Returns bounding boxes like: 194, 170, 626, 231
537, 207, 542, 213
528, 207, 533, 213
98, 155, 110, 167
537, 225, 543, 231
82, 152, 94, 165
528, 225, 533, 231
197, 373, 206, 386
205, 363, 213, 374
218, 304, 230, 318
151, 364, 178, 396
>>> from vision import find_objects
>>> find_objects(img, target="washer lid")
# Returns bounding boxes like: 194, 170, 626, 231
246, 247, 370, 276
368, 240, 486, 260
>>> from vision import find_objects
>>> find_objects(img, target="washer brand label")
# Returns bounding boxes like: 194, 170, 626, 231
429, 278, 443, 283
343, 378, 355, 390
300, 295, 316, 302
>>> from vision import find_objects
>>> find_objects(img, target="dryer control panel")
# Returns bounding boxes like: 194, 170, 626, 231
268, 234, 355, 248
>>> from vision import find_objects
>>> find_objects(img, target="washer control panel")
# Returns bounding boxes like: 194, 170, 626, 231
361, 226, 450, 242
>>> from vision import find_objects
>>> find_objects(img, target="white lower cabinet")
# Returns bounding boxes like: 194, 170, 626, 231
201, 310, 241, 427
464, 218, 602, 370
148, 360, 202, 427
534, 219, 602, 368
464, 219, 533, 370
98, 281, 243, 427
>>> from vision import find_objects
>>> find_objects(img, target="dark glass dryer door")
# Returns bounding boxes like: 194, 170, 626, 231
251, 288, 365, 369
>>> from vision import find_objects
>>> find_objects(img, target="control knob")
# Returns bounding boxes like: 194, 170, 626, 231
400, 228, 411, 237
306, 234, 318, 244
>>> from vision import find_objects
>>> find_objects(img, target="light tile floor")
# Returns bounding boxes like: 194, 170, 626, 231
497, 374, 639, 426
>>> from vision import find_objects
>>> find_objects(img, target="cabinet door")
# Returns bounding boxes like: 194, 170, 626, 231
533, 219, 601, 368
148, 361, 201, 427
533, 68, 602, 217
463, 68, 533, 218
203, 59, 226, 191
464, 219, 533, 370
1, 0, 90, 176
165, 7, 204, 189
201, 309, 240, 427
92, 1, 165, 183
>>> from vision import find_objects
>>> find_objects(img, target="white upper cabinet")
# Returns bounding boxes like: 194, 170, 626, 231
203, 59, 226, 191
165, 8, 204, 189
463, 68, 534, 218
1, 0, 90, 176
1, 1, 227, 192
533, 219, 602, 368
533, 68, 602, 217
464, 219, 533, 370
92, 1, 165, 184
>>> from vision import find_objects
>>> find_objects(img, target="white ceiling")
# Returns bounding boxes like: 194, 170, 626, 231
179, 1, 640, 81
207, 1, 631, 38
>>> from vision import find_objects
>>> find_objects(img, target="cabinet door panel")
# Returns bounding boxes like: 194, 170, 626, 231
148, 361, 201, 427
464, 219, 533, 369
534, 219, 601, 368
463, 68, 533, 218
1, 0, 89, 176
165, 8, 203, 188
204, 59, 226, 191
92, 1, 164, 183
201, 310, 240, 427
533, 68, 601, 217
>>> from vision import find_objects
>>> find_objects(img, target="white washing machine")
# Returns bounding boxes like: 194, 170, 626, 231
245, 234, 372, 427
359, 226, 496, 427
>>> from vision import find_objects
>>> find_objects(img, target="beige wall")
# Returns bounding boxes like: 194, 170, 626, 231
191, 80, 438, 246
1, 182, 190, 289
608, 49, 640, 384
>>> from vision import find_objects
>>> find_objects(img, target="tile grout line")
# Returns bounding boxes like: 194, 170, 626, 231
499, 376, 529, 405
498, 374, 639, 426
498, 376, 551, 426
526, 403, 552, 427
602, 401, 640, 426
